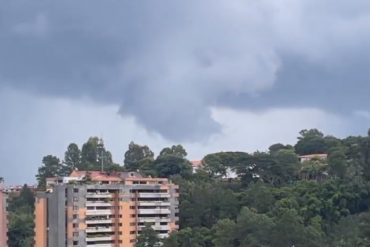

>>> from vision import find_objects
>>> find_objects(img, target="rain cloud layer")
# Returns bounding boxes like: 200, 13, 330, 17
1, 0, 370, 141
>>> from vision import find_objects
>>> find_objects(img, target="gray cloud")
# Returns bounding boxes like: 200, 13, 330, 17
1, 0, 370, 141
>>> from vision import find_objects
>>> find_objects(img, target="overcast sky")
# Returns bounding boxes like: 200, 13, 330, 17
1, 0, 370, 184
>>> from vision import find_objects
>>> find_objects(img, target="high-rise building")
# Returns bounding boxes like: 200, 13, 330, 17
0, 181, 8, 247
34, 171, 179, 247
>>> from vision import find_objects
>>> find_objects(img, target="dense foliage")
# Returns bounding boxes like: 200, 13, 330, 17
7, 185, 35, 247
9, 129, 370, 246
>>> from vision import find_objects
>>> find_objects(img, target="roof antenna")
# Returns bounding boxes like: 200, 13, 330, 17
98, 136, 104, 173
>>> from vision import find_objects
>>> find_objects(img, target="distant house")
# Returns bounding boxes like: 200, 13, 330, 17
191, 160, 203, 173
298, 153, 328, 163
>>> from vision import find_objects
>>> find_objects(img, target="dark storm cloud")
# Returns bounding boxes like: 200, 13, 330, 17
1, 0, 370, 140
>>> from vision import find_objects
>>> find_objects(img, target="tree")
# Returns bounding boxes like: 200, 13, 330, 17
271, 208, 324, 247
203, 152, 252, 179
180, 181, 239, 228
235, 207, 275, 247
159, 145, 187, 158
7, 185, 35, 247
239, 182, 276, 213
328, 148, 348, 179
295, 129, 328, 155
36, 155, 62, 189
135, 224, 160, 247
153, 155, 192, 178
269, 149, 300, 185
62, 143, 81, 174
124, 142, 154, 171
269, 143, 293, 153
212, 219, 237, 247
164, 227, 212, 247
80, 137, 116, 171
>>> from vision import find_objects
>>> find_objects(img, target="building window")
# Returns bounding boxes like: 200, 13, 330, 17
73, 206, 78, 210
73, 241, 78, 245
73, 188, 79, 193
73, 232, 79, 237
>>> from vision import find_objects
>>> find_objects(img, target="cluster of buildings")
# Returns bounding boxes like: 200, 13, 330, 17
0, 154, 328, 247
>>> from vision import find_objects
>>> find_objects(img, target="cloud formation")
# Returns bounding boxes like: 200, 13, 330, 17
1, 0, 370, 140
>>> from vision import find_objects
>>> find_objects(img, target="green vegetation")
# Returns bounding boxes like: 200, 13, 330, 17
8, 128, 370, 246
7, 185, 35, 247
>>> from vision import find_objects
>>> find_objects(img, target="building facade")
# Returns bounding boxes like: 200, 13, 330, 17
34, 171, 179, 247
0, 183, 8, 247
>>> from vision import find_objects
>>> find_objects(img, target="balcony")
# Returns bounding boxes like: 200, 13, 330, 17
137, 201, 171, 207
86, 219, 114, 225
138, 225, 169, 231
137, 193, 170, 198
86, 227, 114, 233
137, 217, 170, 223
87, 244, 114, 247
86, 202, 113, 207
137, 208, 171, 215
86, 193, 113, 199
86, 235, 114, 242
86, 210, 114, 216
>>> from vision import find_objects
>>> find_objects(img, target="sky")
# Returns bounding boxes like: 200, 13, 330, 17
0, 0, 370, 184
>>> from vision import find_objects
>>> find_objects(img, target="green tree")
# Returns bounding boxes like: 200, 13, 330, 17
159, 145, 187, 158
153, 155, 192, 178
269, 143, 293, 153
80, 137, 116, 171
36, 155, 62, 189
164, 227, 212, 247
235, 207, 275, 247
271, 208, 324, 247
135, 224, 160, 247
239, 182, 276, 213
180, 181, 239, 228
268, 149, 300, 185
7, 185, 35, 247
212, 219, 237, 247
295, 129, 328, 155
124, 142, 154, 171
62, 143, 81, 175
328, 148, 348, 179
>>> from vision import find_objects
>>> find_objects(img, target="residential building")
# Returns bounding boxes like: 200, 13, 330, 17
34, 171, 179, 247
0, 181, 8, 247
299, 154, 328, 163
190, 160, 202, 173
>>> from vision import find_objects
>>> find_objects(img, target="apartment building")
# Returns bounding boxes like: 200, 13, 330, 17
0, 182, 8, 247
34, 171, 179, 247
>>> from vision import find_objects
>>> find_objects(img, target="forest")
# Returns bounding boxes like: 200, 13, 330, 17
7, 129, 370, 247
